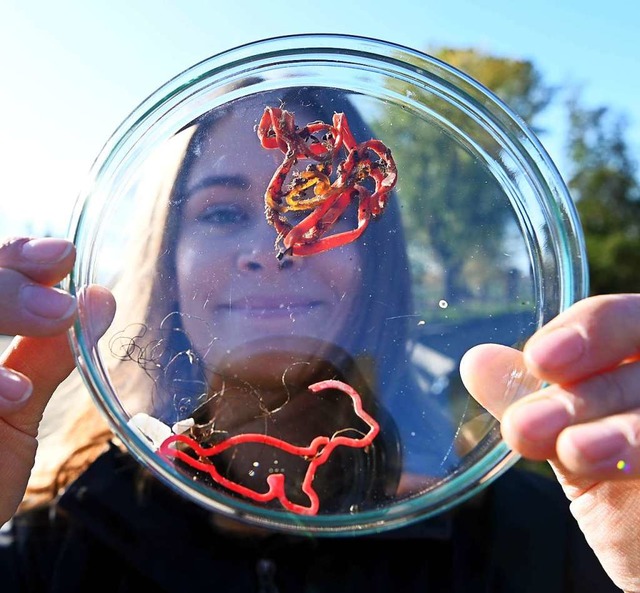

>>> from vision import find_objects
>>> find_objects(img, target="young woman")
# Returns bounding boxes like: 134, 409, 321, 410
0, 88, 636, 591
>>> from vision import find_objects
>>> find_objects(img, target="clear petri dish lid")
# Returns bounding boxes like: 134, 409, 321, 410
66, 34, 588, 535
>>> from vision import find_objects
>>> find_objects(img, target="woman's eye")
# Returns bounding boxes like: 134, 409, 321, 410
197, 204, 248, 226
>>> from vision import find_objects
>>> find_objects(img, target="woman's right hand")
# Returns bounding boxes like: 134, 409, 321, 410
0, 237, 114, 525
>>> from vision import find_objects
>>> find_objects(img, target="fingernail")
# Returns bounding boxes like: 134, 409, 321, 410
22, 238, 73, 264
0, 367, 33, 403
510, 397, 572, 441
21, 285, 76, 320
525, 326, 585, 371
566, 423, 628, 465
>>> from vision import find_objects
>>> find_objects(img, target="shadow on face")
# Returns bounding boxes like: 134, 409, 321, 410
175, 338, 402, 514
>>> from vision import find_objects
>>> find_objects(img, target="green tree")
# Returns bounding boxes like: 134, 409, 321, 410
435, 48, 553, 133
566, 98, 640, 294
374, 48, 554, 306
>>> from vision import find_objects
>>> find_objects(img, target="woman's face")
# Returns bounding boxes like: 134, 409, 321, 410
175, 102, 363, 375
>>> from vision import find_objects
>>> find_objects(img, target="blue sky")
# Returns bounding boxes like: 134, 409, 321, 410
1, 0, 638, 237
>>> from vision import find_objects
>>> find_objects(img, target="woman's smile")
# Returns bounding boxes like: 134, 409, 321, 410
217, 296, 327, 318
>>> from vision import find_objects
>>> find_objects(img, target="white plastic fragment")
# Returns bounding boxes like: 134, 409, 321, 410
128, 412, 173, 450
172, 417, 195, 434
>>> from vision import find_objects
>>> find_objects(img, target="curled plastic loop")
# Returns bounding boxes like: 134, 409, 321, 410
257, 107, 397, 258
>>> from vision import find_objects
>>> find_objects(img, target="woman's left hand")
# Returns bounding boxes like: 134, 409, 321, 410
460, 293, 640, 593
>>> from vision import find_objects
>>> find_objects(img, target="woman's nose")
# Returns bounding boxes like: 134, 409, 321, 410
237, 246, 300, 272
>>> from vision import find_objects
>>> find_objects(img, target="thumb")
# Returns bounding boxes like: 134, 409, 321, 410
459, 343, 540, 422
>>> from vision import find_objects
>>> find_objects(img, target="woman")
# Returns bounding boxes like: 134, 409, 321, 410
94, 87, 449, 514
0, 88, 635, 591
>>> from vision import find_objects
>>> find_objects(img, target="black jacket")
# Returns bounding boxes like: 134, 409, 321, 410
0, 444, 621, 592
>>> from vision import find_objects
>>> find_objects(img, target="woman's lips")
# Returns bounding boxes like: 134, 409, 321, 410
217, 298, 326, 318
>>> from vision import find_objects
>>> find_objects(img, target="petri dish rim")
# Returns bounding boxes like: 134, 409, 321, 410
66, 33, 588, 536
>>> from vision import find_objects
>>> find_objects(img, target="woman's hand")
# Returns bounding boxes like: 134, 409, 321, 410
461, 294, 640, 593
0, 237, 114, 524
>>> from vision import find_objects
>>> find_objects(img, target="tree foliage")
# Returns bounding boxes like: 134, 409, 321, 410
374, 48, 554, 305
566, 99, 640, 294
434, 48, 554, 132
374, 45, 640, 303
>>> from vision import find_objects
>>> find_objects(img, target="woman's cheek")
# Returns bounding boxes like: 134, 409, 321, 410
320, 245, 362, 292
176, 240, 216, 304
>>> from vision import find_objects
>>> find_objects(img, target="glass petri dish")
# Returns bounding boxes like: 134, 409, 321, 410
66, 33, 588, 535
